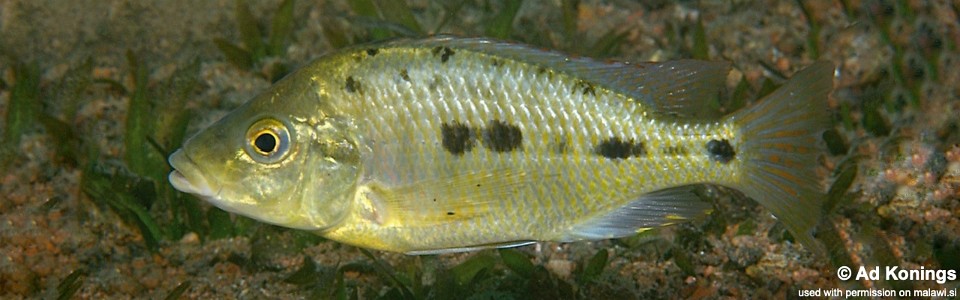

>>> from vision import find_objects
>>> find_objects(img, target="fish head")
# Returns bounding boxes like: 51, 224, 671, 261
168, 80, 361, 231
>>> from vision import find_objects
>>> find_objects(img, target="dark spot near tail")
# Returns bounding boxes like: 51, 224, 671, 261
537, 66, 547, 74
595, 137, 646, 159
573, 80, 596, 96
482, 120, 523, 152
441, 121, 474, 156
366, 48, 379, 56
491, 58, 503, 67
399, 69, 410, 82
345, 76, 362, 94
447, 211, 455, 216
706, 139, 735, 163
433, 46, 455, 63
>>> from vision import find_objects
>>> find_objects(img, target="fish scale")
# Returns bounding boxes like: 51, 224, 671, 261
324, 43, 730, 249
169, 36, 831, 255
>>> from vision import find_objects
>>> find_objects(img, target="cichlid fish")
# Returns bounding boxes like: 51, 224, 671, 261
168, 36, 833, 255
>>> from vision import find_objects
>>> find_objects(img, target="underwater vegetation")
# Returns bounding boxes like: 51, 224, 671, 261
0, 0, 957, 298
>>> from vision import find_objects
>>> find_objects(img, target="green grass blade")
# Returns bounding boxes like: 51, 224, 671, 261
691, 17, 709, 60
268, 0, 296, 57
450, 252, 496, 285
358, 248, 415, 298
486, 0, 523, 39
82, 163, 164, 250
498, 249, 534, 277
5, 61, 41, 149
38, 114, 81, 166
207, 208, 235, 240
561, 0, 578, 41
155, 60, 200, 152
56, 269, 85, 300
824, 158, 858, 214
796, 0, 821, 59
164, 281, 191, 300
349, 0, 390, 40
322, 19, 351, 49
581, 249, 608, 282
235, 0, 266, 62
588, 29, 629, 58
284, 256, 320, 285
123, 51, 152, 177
215, 38, 255, 70
373, 0, 423, 35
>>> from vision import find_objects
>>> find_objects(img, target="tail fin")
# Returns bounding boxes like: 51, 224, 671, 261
731, 62, 834, 255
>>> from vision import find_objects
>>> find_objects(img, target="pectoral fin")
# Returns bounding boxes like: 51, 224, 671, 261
368, 169, 551, 226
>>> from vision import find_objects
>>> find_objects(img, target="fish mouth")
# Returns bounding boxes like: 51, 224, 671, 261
168, 149, 218, 199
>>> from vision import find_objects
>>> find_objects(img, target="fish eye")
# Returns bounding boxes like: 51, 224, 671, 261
244, 118, 292, 164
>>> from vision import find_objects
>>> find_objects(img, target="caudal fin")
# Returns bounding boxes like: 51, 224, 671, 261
732, 62, 834, 255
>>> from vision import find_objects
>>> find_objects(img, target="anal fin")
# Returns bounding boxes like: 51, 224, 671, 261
562, 185, 713, 241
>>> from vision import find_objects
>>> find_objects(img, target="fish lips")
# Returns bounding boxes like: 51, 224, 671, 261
168, 149, 218, 199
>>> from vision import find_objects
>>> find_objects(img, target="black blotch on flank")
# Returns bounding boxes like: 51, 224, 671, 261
595, 137, 646, 159
446, 211, 455, 216
399, 69, 410, 82
706, 139, 736, 163
491, 58, 503, 67
433, 46, 455, 63
366, 48, 379, 56
441, 121, 474, 156
345, 76, 362, 94
482, 120, 523, 152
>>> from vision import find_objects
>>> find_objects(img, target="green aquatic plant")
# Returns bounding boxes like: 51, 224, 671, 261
796, 0, 822, 60
38, 59, 93, 166
163, 281, 191, 300
215, 0, 296, 82
2, 61, 41, 168
485, 0, 524, 40
82, 163, 165, 249
578, 249, 608, 283
56, 269, 84, 300
498, 249, 535, 278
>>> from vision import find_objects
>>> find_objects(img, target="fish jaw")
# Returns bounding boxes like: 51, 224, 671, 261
168, 149, 221, 203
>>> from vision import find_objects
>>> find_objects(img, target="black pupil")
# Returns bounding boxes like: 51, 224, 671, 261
254, 132, 277, 154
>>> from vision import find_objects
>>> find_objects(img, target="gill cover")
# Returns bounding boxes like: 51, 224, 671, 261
168, 70, 362, 232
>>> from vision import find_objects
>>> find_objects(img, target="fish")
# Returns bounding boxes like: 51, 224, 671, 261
168, 36, 833, 255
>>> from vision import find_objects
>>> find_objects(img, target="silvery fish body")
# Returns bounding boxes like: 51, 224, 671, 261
168, 36, 833, 254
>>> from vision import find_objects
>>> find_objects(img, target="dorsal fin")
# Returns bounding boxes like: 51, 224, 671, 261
381, 36, 731, 120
